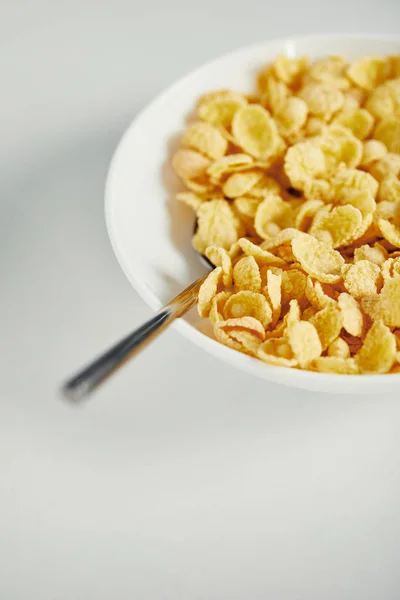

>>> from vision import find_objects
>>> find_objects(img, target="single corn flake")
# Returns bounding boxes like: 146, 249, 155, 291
365, 78, 400, 120
309, 305, 343, 351
257, 338, 298, 367
172, 149, 210, 180
347, 57, 391, 91
281, 269, 308, 308
308, 56, 350, 89
305, 277, 337, 310
314, 356, 359, 374
284, 141, 327, 189
354, 243, 387, 266
328, 337, 351, 359
379, 175, 400, 203
338, 293, 364, 337
182, 121, 228, 160
368, 153, 400, 181
275, 97, 308, 137
331, 167, 379, 198
264, 269, 282, 325
198, 268, 222, 318
380, 278, 400, 327
310, 204, 363, 248
360, 294, 382, 322
298, 82, 344, 120
233, 255, 262, 292
291, 233, 344, 283
288, 320, 322, 367
197, 90, 247, 128
254, 194, 293, 240
374, 119, 400, 154
357, 320, 396, 374
342, 260, 381, 298
360, 140, 387, 167
205, 246, 233, 287
295, 199, 324, 231
193, 199, 245, 254
223, 290, 272, 328
333, 108, 374, 139
273, 54, 309, 86
222, 170, 263, 198
209, 291, 232, 325
377, 219, 400, 248
238, 238, 287, 266
232, 105, 281, 160
207, 153, 254, 182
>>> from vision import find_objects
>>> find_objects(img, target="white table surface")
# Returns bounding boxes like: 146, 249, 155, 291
2, 1, 400, 598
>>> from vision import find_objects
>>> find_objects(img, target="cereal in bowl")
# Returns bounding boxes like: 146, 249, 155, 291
172, 53, 400, 374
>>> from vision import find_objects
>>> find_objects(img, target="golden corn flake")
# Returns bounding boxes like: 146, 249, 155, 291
288, 320, 322, 367
198, 267, 222, 318
379, 175, 400, 203
284, 141, 326, 189
222, 170, 263, 198
172, 148, 211, 180
238, 238, 286, 266
338, 292, 363, 337
305, 277, 336, 310
333, 108, 374, 139
209, 291, 232, 325
273, 54, 309, 86
223, 291, 272, 328
294, 199, 321, 231
379, 277, 400, 328
328, 337, 350, 359
291, 234, 344, 283
232, 105, 281, 160
342, 260, 381, 299
374, 119, 400, 154
309, 305, 343, 351
360, 294, 382, 322
280, 269, 308, 308
264, 269, 282, 325
193, 199, 245, 254
308, 56, 349, 89
356, 320, 396, 374
365, 77, 400, 120
347, 57, 390, 91
254, 194, 293, 239
331, 167, 379, 198
197, 90, 247, 127
298, 82, 344, 120
233, 256, 261, 292
310, 204, 363, 248
177, 53, 400, 375
360, 140, 387, 167
377, 219, 400, 248
314, 356, 359, 374
275, 97, 308, 137
228, 329, 263, 354
257, 338, 298, 367
182, 121, 227, 160
205, 246, 232, 287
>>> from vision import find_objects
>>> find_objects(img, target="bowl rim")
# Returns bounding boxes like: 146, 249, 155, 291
105, 32, 400, 385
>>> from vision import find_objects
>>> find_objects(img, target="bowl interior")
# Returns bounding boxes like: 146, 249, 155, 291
106, 34, 400, 393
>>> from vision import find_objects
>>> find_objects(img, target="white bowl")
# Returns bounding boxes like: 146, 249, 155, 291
106, 33, 400, 394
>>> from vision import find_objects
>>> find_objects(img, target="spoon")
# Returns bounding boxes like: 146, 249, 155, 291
62, 236, 212, 402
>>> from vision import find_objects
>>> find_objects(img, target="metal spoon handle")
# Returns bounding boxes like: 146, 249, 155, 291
62, 274, 207, 402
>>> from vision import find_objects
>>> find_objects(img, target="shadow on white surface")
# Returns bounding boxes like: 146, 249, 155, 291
2, 127, 400, 600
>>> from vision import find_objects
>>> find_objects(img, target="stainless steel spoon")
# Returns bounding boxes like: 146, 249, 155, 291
62, 245, 211, 402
